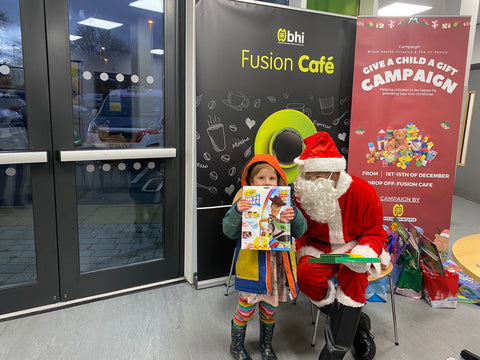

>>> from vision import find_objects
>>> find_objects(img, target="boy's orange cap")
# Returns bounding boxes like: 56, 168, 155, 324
240, 154, 288, 186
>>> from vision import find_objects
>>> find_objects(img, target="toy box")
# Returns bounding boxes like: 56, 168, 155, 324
241, 186, 291, 251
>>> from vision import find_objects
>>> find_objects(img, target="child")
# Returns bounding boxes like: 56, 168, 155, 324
223, 154, 307, 360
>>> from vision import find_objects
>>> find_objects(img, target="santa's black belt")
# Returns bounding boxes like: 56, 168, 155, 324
311, 237, 330, 246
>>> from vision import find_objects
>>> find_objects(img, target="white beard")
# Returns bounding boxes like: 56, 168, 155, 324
294, 176, 340, 223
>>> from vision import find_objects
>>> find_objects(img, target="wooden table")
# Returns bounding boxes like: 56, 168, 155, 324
452, 234, 480, 282
451, 234, 480, 360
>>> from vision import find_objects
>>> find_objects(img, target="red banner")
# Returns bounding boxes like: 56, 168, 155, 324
348, 16, 470, 239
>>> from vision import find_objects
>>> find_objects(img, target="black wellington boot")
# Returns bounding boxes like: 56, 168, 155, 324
318, 302, 362, 360
230, 321, 252, 360
259, 321, 277, 360
352, 312, 376, 360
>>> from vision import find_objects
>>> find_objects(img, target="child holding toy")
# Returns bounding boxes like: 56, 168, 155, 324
223, 154, 307, 360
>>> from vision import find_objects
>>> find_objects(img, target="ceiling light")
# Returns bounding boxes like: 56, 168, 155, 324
77, 17, 123, 30
129, 0, 164, 13
378, 2, 432, 16
150, 49, 164, 55
69, 35, 82, 41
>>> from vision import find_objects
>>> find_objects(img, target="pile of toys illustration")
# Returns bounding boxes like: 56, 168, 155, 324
366, 122, 437, 168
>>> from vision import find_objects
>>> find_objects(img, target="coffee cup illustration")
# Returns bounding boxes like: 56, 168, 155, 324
223, 91, 249, 111
286, 103, 312, 118
319, 96, 334, 115
207, 123, 226, 152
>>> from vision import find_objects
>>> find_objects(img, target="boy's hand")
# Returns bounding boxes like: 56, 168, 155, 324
280, 206, 295, 222
237, 198, 252, 212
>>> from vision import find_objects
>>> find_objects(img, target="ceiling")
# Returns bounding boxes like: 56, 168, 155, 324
376, 0, 478, 19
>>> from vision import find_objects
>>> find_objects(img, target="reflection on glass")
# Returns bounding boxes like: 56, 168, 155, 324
0, 165, 36, 287
0, 2, 36, 288
68, 0, 165, 149
76, 159, 164, 273
0, 1, 28, 151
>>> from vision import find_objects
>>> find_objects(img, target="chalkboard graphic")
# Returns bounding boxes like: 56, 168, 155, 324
206, 115, 226, 152
319, 95, 335, 115
203, 152, 211, 161
338, 132, 347, 142
209, 171, 219, 180
253, 98, 262, 108
220, 154, 230, 162
223, 90, 249, 111
244, 146, 252, 158
285, 102, 312, 118
245, 117, 256, 129
228, 167, 236, 176
225, 184, 235, 195
197, 183, 218, 194
208, 100, 217, 110
333, 110, 349, 126
313, 120, 331, 129
340, 96, 351, 106
229, 124, 238, 132
266, 96, 277, 103
196, 94, 203, 107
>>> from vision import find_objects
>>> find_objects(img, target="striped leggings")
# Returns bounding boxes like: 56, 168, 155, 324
232, 295, 276, 329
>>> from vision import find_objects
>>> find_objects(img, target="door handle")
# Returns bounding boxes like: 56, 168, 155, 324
0, 151, 48, 165
58, 148, 176, 162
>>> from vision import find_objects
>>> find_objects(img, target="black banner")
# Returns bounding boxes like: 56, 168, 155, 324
195, 0, 356, 283
196, 0, 356, 207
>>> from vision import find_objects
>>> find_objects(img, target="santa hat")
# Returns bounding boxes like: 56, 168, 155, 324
294, 132, 346, 173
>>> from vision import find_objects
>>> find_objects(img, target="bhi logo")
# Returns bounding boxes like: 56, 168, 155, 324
277, 28, 304, 46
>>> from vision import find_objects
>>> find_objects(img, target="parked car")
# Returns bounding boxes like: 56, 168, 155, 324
86, 88, 164, 148
0, 92, 27, 128
81, 93, 104, 109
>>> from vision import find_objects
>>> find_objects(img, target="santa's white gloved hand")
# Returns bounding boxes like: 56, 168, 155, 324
344, 245, 378, 274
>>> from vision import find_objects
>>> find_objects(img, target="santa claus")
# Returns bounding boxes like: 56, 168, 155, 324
293, 132, 389, 360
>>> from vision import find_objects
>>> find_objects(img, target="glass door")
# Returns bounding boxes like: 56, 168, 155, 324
46, 0, 182, 301
0, 0, 60, 314
0, 0, 183, 315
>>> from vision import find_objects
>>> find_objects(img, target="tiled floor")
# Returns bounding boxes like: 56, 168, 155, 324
0, 195, 479, 359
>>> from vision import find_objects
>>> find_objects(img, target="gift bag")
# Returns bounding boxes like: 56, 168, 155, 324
422, 263, 459, 309
395, 251, 423, 299
396, 262, 423, 299
443, 260, 480, 304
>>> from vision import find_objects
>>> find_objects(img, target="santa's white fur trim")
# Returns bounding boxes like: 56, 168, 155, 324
297, 245, 325, 260
327, 204, 344, 244
310, 279, 336, 308
334, 171, 352, 198
350, 244, 381, 277
302, 157, 346, 173
331, 241, 358, 254
379, 249, 392, 267
336, 286, 364, 307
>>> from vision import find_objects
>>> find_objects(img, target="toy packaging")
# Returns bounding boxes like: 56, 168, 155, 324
241, 186, 291, 251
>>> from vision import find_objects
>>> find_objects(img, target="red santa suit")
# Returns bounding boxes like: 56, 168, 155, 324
295, 172, 388, 307
293, 131, 386, 360
293, 132, 388, 309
